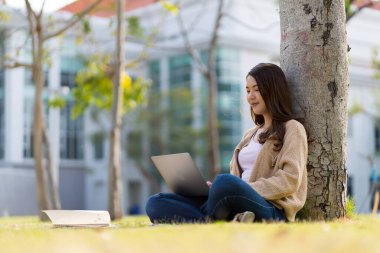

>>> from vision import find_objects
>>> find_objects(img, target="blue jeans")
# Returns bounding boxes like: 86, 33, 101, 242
145, 174, 287, 223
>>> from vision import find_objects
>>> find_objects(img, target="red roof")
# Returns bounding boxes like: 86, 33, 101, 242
352, 0, 380, 10
60, 0, 158, 17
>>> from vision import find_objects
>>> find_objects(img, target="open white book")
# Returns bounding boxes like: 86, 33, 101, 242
42, 210, 111, 228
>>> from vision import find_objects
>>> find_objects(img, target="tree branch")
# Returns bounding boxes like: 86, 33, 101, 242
25, 0, 38, 20
25, 0, 37, 62
3, 61, 33, 69
177, 3, 208, 75
43, 0, 103, 41
126, 10, 168, 68
37, 0, 47, 19
207, 0, 224, 72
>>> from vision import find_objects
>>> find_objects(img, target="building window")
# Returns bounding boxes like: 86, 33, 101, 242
147, 61, 161, 156
60, 71, 84, 160
91, 132, 104, 160
61, 71, 77, 89
169, 54, 192, 88
23, 97, 34, 158
375, 123, 380, 153
149, 61, 160, 92
347, 175, 353, 197
216, 47, 241, 171
23, 70, 49, 158
168, 54, 194, 154
60, 100, 84, 160
0, 32, 4, 159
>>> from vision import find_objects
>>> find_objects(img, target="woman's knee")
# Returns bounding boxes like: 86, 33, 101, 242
211, 174, 244, 195
212, 174, 241, 188
145, 193, 163, 216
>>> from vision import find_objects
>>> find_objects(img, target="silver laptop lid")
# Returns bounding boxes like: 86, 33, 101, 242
151, 153, 209, 197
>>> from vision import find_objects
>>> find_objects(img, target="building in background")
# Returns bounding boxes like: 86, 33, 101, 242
1, 0, 380, 215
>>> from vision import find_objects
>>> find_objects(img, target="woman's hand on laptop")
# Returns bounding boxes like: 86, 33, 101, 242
206, 181, 212, 188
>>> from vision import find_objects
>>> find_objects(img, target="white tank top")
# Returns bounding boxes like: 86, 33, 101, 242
238, 131, 263, 182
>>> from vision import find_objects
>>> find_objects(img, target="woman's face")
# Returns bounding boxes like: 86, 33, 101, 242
246, 75, 268, 116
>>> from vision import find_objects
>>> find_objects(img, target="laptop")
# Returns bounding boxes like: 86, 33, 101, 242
151, 153, 209, 197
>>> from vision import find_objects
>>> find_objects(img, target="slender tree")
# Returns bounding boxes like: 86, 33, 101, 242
280, 0, 349, 220
108, 0, 126, 220
3, 0, 103, 220
177, 0, 224, 179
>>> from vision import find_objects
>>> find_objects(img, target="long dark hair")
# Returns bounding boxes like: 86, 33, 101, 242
247, 63, 296, 150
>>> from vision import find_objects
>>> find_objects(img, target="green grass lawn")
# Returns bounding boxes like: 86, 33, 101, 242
0, 215, 379, 253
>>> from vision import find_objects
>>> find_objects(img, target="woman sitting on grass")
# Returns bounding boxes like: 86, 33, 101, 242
145, 63, 308, 223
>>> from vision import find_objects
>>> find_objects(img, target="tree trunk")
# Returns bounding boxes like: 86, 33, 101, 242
42, 124, 61, 209
279, 0, 348, 220
108, 0, 125, 220
33, 20, 52, 219
205, 0, 224, 179
206, 71, 220, 180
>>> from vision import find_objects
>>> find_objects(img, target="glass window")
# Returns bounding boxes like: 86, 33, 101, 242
147, 61, 162, 156
149, 61, 160, 92
0, 31, 4, 159
23, 97, 34, 158
61, 71, 77, 89
60, 71, 84, 160
347, 175, 353, 197
169, 54, 192, 88
216, 47, 241, 171
375, 124, 380, 153
168, 54, 194, 154
197, 47, 241, 172
23, 69, 50, 158
60, 100, 84, 160
91, 132, 104, 160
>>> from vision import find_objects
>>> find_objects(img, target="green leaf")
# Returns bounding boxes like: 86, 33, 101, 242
345, 0, 352, 19
48, 97, 66, 109
348, 98, 363, 116
0, 11, 10, 22
160, 0, 179, 16
81, 19, 92, 34
127, 16, 144, 38
75, 36, 83, 45
72, 54, 148, 117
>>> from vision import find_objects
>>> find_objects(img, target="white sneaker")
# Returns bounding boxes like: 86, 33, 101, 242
232, 211, 255, 223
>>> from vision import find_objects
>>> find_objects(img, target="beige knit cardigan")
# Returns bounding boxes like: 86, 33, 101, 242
229, 119, 308, 222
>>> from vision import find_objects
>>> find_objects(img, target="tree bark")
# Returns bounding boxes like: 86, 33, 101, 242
42, 124, 61, 210
33, 21, 52, 219
206, 0, 224, 179
108, 0, 125, 220
206, 71, 220, 179
279, 0, 349, 220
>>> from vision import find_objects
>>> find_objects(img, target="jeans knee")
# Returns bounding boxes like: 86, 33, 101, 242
145, 193, 162, 216
211, 174, 242, 195
213, 174, 240, 187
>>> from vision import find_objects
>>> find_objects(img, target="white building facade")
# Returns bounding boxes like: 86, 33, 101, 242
1, 0, 380, 215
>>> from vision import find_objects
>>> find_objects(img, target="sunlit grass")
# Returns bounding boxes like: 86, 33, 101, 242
0, 215, 379, 253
